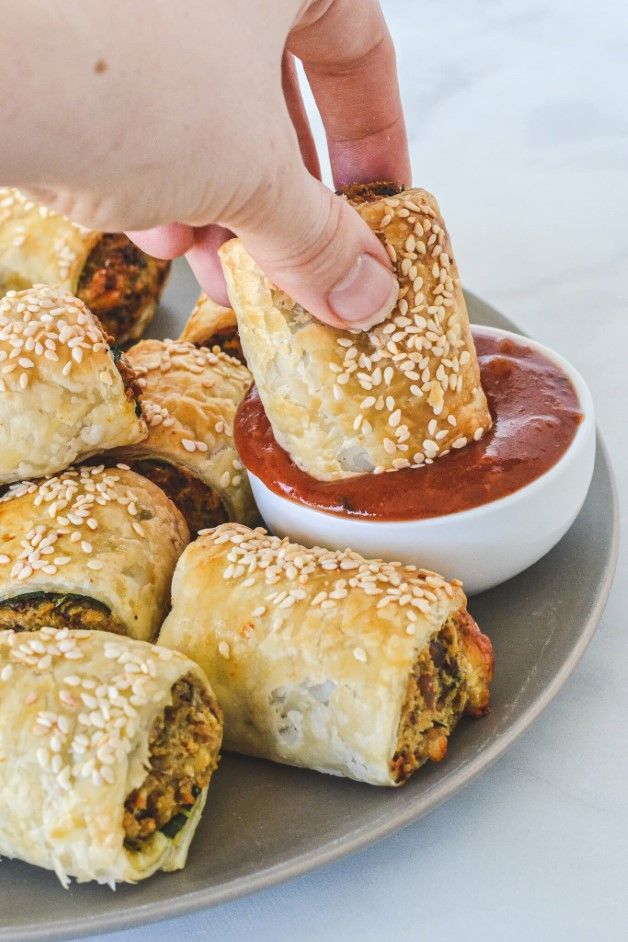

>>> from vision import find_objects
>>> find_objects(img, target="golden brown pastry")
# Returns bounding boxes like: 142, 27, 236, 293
0, 284, 146, 485
179, 293, 245, 363
0, 187, 170, 344
0, 627, 222, 885
111, 339, 258, 534
0, 465, 189, 640
159, 523, 493, 786
219, 185, 492, 481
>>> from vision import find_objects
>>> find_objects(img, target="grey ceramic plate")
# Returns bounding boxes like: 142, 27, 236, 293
0, 263, 619, 941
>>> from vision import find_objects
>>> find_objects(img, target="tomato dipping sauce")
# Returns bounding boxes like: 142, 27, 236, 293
235, 332, 583, 522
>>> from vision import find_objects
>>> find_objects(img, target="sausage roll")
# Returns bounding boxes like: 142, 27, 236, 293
159, 523, 493, 786
111, 339, 258, 535
179, 294, 245, 363
0, 284, 146, 485
0, 627, 222, 885
0, 187, 170, 344
219, 185, 492, 481
0, 465, 189, 640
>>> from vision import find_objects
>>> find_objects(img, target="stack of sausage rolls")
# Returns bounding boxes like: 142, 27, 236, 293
0, 183, 494, 887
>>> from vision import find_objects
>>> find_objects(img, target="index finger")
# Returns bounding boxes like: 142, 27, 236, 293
289, 0, 410, 188
282, 51, 321, 180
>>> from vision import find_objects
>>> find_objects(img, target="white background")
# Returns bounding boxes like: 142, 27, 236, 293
92, 1, 628, 939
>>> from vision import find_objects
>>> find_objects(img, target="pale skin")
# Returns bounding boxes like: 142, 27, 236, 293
0, 0, 410, 329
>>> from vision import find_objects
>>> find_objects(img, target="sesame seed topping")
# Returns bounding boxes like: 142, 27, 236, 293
0, 281, 123, 426
251, 190, 486, 473
0, 465, 167, 590
203, 523, 456, 634
122, 338, 251, 488
0, 626, 172, 789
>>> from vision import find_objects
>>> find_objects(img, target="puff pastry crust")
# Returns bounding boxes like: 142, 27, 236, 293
0, 188, 169, 344
0, 465, 189, 640
219, 187, 492, 481
0, 284, 146, 485
159, 524, 493, 786
0, 627, 221, 885
179, 294, 244, 362
111, 339, 258, 530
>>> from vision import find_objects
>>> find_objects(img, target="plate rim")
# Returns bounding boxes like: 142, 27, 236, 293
0, 291, 620, 942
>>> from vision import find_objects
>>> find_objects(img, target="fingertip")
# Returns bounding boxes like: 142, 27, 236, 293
237, 177, 398, 331
186, 241, 231, 308
125, 223, 194, 259
327, 252, 399, 330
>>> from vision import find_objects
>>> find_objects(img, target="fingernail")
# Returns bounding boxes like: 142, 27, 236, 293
328, 254, 399, 329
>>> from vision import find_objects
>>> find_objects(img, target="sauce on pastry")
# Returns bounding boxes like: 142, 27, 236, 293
235, 333, 583, 521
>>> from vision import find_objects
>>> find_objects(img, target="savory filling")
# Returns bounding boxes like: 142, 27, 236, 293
77, 233, 170, 344
391, 609, 493, 784
201, 327, 246, 364
123, 674, 222, 851
111, 345, 144, 408
128, 459, 228, 537
0, 592, 127, 635
338, 181, 406, 205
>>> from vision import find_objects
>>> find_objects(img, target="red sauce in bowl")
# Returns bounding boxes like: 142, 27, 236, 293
235, 333, 583, 522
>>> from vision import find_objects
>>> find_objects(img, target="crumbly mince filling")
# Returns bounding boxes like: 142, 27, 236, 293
391, 610, 491, 783
128, 459, 228, 537
77, 233, 170, 343
200, 327, 246, 364
338, 181, 406, 205
0, 593, 127, 635
123, 674, 222, 851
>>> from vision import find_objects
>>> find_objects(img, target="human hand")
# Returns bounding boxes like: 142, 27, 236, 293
4, 0, 409, 328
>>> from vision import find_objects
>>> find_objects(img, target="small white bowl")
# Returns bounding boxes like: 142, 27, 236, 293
246, 327, 596, 595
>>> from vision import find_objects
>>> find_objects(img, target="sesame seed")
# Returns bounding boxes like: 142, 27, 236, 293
218, 641, 230, 659
353, 646, 367, 663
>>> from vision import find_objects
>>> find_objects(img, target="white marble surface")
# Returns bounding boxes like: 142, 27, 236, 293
91, 1, 628, 939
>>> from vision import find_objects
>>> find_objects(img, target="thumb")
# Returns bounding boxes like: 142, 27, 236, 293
227, 155, 398, 330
